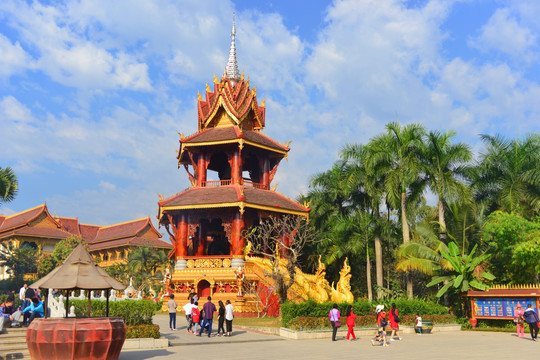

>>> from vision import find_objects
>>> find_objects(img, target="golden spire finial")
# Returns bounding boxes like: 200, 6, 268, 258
271, 183, 278, 191
252, 87, 257, 96
261, 97, 266, 107
241, 70, 244, 81
213, 73, 219, 84
197, 90, 202, 101
206, 82, 210, 93
177, 131, 185, 140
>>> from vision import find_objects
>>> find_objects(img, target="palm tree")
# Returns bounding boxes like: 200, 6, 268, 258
128, 246, 169, 291
421, 130, 472, 241
472, 134, 540, 219
321, 210, 377, 300
0, 166, 18, 204
366, 122, 426, 298
341, 143, 386, 297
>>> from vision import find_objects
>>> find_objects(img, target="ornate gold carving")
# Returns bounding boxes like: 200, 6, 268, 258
241, 70, 244, 81
223, 258, 231, 268
213, 73, 219, 84
261, 97, 265, 107
186, 259, 195, 268
271, 183, 278, 192
330, 257, 354, 303
197, 90, 202, 101
206, 82, 210, 93
177, 131, 185, 140
157, 193, 164, 202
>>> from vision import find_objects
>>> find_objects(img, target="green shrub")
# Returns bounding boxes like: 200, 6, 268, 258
69, 299, 156, 326
286, 314, 456, 330
126, 324, 160, 339
281, 299, 449, 327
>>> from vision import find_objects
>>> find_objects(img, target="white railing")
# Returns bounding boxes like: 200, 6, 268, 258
47, 288, 143, 318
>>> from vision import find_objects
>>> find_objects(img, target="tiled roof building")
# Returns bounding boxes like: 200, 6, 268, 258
0, 204, 172, 279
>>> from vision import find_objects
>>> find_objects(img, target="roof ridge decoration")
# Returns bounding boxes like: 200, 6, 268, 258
224, 14, 240, 84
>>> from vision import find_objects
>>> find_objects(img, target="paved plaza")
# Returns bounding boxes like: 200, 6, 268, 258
119, 315, 540, 360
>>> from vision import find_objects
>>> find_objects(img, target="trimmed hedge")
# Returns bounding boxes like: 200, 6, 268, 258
126, 324, 160, 339
69, 299, 156, 326
281, 299, 449, 327
287, 314, 456, 330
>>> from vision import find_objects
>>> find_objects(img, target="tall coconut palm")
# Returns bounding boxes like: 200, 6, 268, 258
341, 143, 386, 297
421, 130, 472, 241
472, 134, 540, 219
0, 166, 18, 204
366, 122, 426, 298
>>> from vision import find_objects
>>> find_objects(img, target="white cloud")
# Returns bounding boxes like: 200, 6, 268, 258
0, 34, 32, 77
469, 8, 537, 59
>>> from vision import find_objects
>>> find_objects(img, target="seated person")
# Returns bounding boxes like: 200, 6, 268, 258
0, 296, 23, 329
22, 297, 44, 326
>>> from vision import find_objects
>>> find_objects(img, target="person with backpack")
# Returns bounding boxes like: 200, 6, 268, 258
388, 302, 402, 341
0, 295, 22, 330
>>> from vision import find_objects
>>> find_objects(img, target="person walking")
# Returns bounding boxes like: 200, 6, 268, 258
183, 297, 194, 333
197, 296, 217, 337
514, 303, 525, 338
523, 303, 540, 341
225, 300, 234, 337
167, 294, 177, 331
192, 301, 200, 334
345, 305, 357, 341
216, 300, 226, 336
415, 313, 422, 335
389, 302, 402, 341
328, 303, 341, 341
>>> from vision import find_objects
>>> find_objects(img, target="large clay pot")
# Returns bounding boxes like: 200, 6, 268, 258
26, 317, 126, 360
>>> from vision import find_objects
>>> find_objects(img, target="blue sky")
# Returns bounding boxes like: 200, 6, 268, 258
1, 0, 540, 228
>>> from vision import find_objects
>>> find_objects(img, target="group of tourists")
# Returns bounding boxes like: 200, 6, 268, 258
0, 283, 44, 330
329, 302, 422, 346
168, 293, 234, 337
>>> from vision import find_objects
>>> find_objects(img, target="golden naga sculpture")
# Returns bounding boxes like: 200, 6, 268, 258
244, 240, 354, 303
329, 257, 354, 303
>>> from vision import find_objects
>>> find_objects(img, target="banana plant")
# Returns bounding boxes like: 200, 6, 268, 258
427, 241, 495, 298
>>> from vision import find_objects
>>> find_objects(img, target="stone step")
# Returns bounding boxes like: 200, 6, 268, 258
0, 349, 30, 360
0, 337, 28, 347
0, 343, 29, 352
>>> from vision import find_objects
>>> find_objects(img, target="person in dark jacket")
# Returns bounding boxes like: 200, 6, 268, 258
523, 304, 540, 341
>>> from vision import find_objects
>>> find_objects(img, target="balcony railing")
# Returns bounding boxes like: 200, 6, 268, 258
200, 179, 268, 190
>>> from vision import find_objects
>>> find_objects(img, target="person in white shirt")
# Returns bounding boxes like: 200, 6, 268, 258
225, 300, 234, 337
415, 314, 422, 335
19, 284, 27, 308
183, 298, 195, 333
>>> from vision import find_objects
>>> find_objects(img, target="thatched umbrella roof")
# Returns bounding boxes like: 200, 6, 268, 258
31, 244, 125, 290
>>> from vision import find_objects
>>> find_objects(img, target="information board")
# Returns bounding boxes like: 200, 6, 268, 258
474, 298, 538, 318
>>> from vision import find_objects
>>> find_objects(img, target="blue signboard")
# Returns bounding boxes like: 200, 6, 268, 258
474, 298, 538, 318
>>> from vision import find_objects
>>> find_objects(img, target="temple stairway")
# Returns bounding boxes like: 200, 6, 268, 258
0, 326, 29, 360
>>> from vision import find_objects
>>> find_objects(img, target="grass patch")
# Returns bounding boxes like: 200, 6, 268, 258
232, 317, 281, 328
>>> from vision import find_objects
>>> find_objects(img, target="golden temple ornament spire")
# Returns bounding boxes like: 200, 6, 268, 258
224, 14, 241, 85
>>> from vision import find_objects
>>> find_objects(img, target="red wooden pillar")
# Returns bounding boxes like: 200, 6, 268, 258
231, 212, 245, 256
176, 213, 188, 258
197, 153, 207, 186
197, 220, 206, 256
261, 158, 270, 189
231, 149, 241, 185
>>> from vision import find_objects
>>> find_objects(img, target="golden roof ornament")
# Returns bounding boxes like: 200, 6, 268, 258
261, 97, 266, 107
206, 82, 210, 93
197, 90, 202, 101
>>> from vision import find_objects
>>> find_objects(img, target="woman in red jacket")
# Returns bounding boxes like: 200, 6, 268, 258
346, 305, 357, 341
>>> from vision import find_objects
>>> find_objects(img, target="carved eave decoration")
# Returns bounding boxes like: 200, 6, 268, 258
197, 78, 266, 131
